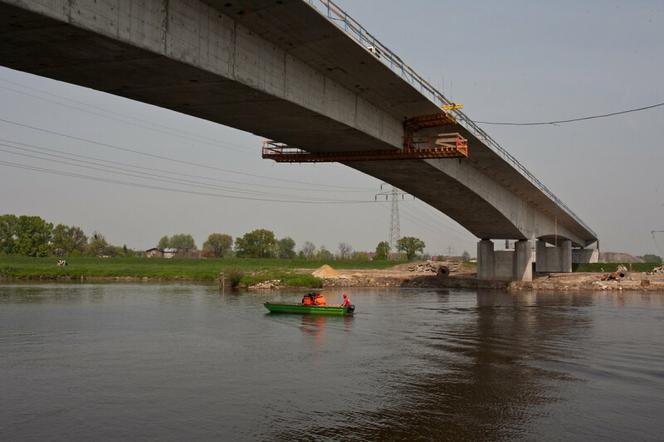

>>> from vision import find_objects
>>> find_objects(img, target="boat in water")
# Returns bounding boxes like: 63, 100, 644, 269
264, 302, 355, 316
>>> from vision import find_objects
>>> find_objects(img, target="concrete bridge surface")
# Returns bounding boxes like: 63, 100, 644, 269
0, 0, 598, 280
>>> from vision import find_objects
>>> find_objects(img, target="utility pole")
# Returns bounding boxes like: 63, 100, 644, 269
652, 230, 664, 256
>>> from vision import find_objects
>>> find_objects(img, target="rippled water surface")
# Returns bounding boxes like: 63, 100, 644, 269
1, 284, 663, 441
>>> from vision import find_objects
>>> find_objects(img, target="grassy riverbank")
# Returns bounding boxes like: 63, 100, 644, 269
0, 256, 405, 287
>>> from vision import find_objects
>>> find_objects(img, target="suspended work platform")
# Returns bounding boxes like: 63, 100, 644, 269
403, 112, 457, 131
261, 134, 468, 163
262, 112, 467, 163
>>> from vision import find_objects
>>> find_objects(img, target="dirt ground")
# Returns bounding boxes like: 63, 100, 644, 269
307, 262, 664, 292
308, 261, 476, 288
511, 271, 664, 292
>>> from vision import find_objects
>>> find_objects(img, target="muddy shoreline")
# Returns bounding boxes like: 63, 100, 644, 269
301, 267, 664, 292
2, 268, 664, 292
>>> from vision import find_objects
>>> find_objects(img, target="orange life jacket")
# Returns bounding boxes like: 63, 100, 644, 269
302, 296, 313, 305
314, 295, 327, 306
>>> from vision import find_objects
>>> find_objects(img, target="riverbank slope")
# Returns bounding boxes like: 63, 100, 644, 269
0, 256, 404, 288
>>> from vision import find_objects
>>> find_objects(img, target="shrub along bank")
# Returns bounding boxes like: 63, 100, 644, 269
572, 262, 660, 273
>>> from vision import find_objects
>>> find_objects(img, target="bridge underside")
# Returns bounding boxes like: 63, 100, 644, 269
0, 2, 525, 239
0, 0, 598, 282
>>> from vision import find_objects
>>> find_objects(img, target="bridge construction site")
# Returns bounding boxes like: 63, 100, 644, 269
0, 0, 599, 282
262, 113, 469, 162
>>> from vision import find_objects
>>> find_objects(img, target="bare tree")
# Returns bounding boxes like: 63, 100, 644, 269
338, 242, 353, 260
300, 241, 316, 259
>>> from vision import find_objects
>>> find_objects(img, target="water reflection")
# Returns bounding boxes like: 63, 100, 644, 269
298, 314, 355, 338
2, 285, 662, 441
300, 314, 327, 339
298, 292, 595, 441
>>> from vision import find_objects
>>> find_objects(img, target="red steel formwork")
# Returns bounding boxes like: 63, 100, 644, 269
262, 113, 467, 163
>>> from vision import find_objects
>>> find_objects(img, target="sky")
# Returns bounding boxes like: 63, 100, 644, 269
1, 0, 663, 257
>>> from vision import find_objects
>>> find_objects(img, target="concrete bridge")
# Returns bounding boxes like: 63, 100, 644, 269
0, 0, 598, 281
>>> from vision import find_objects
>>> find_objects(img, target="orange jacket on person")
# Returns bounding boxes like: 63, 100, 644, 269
314, 294, 327, 305
302, 296, 313, 305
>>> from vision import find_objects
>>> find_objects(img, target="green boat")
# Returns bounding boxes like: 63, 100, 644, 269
264, 302, 355, 316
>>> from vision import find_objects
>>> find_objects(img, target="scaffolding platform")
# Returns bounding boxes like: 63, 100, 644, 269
261, 134, 468, 163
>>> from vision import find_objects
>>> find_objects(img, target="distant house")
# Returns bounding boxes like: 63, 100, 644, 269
145, 248, 163, 258
144, 247, 201, 259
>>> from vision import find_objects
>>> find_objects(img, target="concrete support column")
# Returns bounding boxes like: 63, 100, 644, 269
561, 239, 572, 273
572, 247, 599, 264
536, 240, 547, 273
477, 239, 494, 281
536, 239, 574, 273
514, 240, 533, 282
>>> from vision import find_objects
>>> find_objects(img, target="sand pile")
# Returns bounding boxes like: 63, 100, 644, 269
312, 264, 340, 278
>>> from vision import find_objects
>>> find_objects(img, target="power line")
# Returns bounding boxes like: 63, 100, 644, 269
474, 101, 664, 126
399, 210, 440, 238
0, 77, 254, 154
0, 117, 375, 191
405, 201, 471, 241
0, 137, 373, 194
382, 205, 455, 253
400, 207, 466, 242
0, 159, 380, 205
0, 144, 301, 199
651, 231, 664, 256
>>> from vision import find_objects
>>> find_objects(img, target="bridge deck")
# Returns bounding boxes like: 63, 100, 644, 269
222, 0, 597, 243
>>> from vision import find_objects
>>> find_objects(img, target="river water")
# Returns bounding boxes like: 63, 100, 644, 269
1, 284, 663, 441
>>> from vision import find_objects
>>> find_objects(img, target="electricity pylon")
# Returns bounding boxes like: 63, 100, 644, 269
375, 184, 409, 251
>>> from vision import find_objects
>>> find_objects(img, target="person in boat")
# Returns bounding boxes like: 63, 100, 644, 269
313, 293, 327, 305
302, 292, 326, 306
341, 293, 351, 307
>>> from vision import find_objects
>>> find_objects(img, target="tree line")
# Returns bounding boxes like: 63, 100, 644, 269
0, 214, 429, 260
158, 229, 427, 260
0, 214, 134, 257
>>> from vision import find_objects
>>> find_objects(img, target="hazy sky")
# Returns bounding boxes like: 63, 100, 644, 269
1, 0, 663, 256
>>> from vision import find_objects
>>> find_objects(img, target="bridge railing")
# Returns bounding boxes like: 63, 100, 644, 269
305, 0, 597, 239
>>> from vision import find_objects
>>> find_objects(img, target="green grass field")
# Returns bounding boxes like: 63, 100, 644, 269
0, 256, 404, 287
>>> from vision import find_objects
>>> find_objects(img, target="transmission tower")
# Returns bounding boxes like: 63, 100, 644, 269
375, 185, 409, 250
390, 187, 400, 250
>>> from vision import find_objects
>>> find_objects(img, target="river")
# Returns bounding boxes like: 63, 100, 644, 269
1, 284, 663, 441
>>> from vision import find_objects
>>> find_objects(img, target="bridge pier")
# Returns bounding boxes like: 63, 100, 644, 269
514, 240, 533, 281
477, 239, 533, 282
535, 239, 572, 273
477, 239, 495, 280
572, 247, 599, 264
